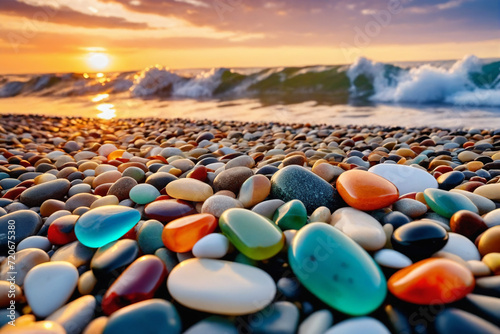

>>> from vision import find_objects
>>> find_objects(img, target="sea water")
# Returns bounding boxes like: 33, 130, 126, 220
0, 55, 499, 128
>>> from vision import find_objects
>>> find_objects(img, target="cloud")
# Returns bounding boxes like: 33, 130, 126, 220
0, 0, 152, 29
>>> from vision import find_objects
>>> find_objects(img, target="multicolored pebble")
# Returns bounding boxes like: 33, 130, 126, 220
238, 174, 271, 208
219, 208, 284, 260
289, 223, 386, 316
423, 188, 478, 218
75, 205, 141, 248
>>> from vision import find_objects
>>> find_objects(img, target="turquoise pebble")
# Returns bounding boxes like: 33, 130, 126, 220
273, 200, 308, 230
289, 223, 386, 316
75, 206, 141, 248
129, 184, 160, 205
137, 220, 164, 254
424, 188, 478, 218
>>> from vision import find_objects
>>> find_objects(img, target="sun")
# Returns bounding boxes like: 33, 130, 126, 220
87, 53, 110, 71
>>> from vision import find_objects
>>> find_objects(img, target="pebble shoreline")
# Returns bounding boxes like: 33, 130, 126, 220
0, 114, 500, 333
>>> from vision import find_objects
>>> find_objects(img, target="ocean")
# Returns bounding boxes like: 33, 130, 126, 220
1, 55, 499, 128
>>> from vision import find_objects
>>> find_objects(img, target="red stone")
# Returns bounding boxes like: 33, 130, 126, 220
3, 187, 26, 200
336, 170, 399, 211
94, 183, 113, 196
399, 192, 417, 200
162, 213, 217, 252
48, 215, 79, 245
433, 166, 453, 174
186, 166, 208, 182
450, 210, 488, 240
388, 258, 474, 305
101, 255, 166, 315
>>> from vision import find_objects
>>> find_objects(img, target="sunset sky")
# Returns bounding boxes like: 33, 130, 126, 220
0, 0, 498, 74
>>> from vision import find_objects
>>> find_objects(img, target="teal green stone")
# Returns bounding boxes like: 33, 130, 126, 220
273, 200, 307, 230
288, 223, 387, 316
137, 220, 164, 254
129, 184, 160, 205
219, 208, 285, 260
75, 205, 141, 248
423, 188, 478, 218
91, 239, 139, 278
411, 154, 428, 165
184, 316, 238, 334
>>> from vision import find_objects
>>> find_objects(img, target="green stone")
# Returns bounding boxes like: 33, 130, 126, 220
137, 220, 164, 254
129, 184, 161, 205
273, 200, 307, 230
270, 165, 338, 214
423, 188, 478, 218
219, 208, 285, 260
288, 223, 387, 316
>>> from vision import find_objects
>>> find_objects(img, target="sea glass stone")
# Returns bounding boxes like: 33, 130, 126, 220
219, 208, 285, 260
288, 223, 387, 316
129, 184, 160, 204
75, 205, 141, 248
273, 200, 308, 230
423, 188, 478, 218
162, 213, 217, 253
336, 170, 399, 211
101, 255, 166, 315
388, 258, 474, 304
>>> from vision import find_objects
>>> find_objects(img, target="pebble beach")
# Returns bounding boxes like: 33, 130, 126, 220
1, 113, 500, 333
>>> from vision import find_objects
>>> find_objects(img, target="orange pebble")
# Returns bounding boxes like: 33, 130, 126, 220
162, 213, 217, 252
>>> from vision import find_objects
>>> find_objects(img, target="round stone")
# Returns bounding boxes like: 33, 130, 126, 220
369, 164, 438, 195
167, 258, 276, 315
166, 178, 213, 202
289, 223, 386, 316
391, 220, 448, 260
324, 317, 390, 334
437, 171, 465, 190
107, 177, 137, 201
252, 199, 285, 219
24, 261, 79, 317
46, 296, 96, 334
19, 179, 70, 207
144, 199, 196, 223
246, 301, 299, 334
450, 210, 488, 240
423, 188, 478, 218
201, 195, 244, 218
17, 236, 51, 252
137, 220, 164, 254
219, 208, 284, 260
388, 258, 474, 304
450, 189, 496, 215
434, 308, 500, 334
0, 248, 49, 285
91, 239, 139, 278
336, 170, 399, 211
483, 209, 500, 228
270, 165, 338, 214
392, 199, 427, 218
238, 174, 271, 208
213, 166, 253, 194
330, 207, 386, 251
192, 233, 230, 259
440, 232, 481, 261
478, 226, 500, 256
273, 200, 308, 231
373, 249, 412, 269
101, 255, 166, 315
309, 206, 332, 223
473, 184, 500, 201
0, 210, 43, 249
103, 299, 181, 334
75, 206, 141, 248
129, 184, 160, 205
162, 213, 218, 253
298, 309, 333, 334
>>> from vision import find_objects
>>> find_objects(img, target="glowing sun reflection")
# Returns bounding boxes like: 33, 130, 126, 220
92, 93, 109, 102
96, 103, 116, 119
